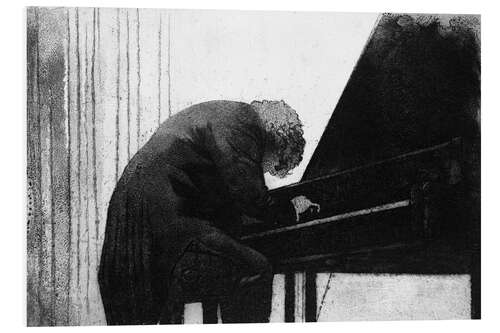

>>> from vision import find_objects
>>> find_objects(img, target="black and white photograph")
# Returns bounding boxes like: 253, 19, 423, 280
24, 4, 482, 326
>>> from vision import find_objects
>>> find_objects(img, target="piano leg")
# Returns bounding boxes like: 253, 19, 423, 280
305, 272, 317, 322
285, 273, 295, 322
284, 272, 317, 322
202, 300, 219, 324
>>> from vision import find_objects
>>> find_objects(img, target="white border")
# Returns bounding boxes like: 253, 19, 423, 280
1, 0, 499, 332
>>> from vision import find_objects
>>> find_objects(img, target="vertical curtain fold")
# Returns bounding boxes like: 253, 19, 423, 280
27, 7, 172, 326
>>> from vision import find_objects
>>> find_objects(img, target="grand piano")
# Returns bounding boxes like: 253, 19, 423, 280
239, 13, 480, 322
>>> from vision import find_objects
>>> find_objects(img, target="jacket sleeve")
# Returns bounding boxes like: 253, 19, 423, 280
206, 118, 295, 226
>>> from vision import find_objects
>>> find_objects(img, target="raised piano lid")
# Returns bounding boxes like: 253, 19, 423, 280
301, 13, 480, 181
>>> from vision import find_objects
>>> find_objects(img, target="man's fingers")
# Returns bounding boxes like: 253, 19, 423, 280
291, 196, 321, 220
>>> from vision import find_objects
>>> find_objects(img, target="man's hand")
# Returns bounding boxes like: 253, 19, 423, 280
290, 195, 321, 222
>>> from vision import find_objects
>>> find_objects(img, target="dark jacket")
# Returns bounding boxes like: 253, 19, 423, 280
98, 100, 292, 324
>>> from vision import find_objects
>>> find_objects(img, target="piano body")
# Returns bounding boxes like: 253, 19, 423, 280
241, 137, 478, 322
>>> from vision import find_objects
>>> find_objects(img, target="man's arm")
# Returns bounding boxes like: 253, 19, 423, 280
206, 116, 295, 225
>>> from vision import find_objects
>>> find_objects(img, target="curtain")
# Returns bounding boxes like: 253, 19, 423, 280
27, 7, 172, 326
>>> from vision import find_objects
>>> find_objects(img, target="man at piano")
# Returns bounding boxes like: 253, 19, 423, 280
98, 100, 320, 325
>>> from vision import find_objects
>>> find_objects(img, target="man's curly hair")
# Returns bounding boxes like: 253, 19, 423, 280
251, 100, 305, 178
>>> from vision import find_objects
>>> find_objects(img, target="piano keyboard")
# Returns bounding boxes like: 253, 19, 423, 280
242, 200, 411, 240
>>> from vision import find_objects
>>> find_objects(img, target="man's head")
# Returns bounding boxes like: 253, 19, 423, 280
251, 100, 305, 178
